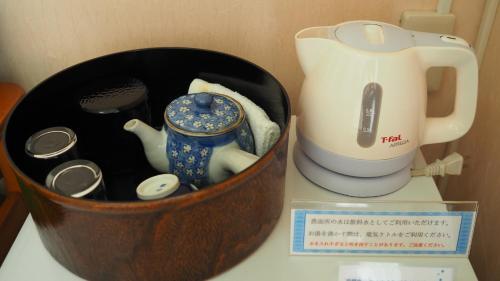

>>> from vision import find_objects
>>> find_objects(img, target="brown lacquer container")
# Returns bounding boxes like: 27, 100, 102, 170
3, 48, 290, 281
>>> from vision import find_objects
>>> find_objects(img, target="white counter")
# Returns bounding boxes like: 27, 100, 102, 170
0, 117, 478, 281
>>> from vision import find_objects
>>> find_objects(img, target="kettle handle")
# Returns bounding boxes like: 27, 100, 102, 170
413, 31, 478, 145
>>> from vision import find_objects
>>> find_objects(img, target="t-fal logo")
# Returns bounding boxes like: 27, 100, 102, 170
381, 134, 409, 147
381, 135, 402, 143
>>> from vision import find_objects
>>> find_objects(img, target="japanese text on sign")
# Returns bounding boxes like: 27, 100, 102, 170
291, 210, 474, 255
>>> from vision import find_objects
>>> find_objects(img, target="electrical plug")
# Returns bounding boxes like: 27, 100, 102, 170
411, 152, 464, 177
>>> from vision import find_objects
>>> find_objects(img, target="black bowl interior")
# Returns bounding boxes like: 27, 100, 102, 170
4, 48, 290, 202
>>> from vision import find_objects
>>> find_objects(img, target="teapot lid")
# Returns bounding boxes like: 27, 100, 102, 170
165, 92, 244, 136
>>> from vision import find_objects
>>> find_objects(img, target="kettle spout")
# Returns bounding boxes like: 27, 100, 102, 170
295, 26, 335, 75
123, 119, 169, 172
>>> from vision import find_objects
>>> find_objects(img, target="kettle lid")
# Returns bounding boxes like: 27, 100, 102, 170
335, 21, 414, 52
165, 92, 244, 136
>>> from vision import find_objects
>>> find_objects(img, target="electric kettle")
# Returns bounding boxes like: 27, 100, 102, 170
294, 20, 478, 197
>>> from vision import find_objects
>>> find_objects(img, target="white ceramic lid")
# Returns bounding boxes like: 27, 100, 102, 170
136, 174, 180, 200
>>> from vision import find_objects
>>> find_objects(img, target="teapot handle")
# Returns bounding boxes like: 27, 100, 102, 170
218, 147, 259, 174
413, 31, 478, 145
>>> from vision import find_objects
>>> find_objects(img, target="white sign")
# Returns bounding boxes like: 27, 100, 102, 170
339, 263, 453, 281
291, 210, 475, 256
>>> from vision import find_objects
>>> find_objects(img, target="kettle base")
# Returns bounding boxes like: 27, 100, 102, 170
293, 144, 411, 197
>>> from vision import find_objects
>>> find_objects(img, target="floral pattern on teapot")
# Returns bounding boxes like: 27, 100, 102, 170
164, 93, 255, 186
166, 131, 214, 186
236, 121, 254, 154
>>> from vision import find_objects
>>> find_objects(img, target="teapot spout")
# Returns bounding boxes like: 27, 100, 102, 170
295, 26, 335, 75
123, 119, 169, 172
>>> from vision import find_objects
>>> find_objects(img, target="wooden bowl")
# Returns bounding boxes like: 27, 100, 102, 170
3, 48, 290, 281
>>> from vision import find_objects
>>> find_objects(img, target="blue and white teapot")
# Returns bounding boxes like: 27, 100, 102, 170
124, 92, 258, 186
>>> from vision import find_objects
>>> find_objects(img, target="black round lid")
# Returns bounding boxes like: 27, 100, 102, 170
45, 160, 102, 198
78, 76, 148, 114
25, 127, 77, 159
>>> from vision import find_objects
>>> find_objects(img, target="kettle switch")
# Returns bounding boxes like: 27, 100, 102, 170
357, 83, 382, 148
363, 24, 385, 45
440, 35, 470, 47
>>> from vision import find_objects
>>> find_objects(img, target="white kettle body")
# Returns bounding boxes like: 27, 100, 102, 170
294, 21, 478, 196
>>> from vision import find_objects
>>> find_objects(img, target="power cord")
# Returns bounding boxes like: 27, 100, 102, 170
411, 152, 464, 177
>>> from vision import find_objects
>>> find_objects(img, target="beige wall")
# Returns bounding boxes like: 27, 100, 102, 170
444, 5, 500, 281
0, 0, 442, 109
0, 0, 496, 279
0, 1, 486, 114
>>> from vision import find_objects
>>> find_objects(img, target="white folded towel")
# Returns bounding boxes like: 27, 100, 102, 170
188, 78, 281, 157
